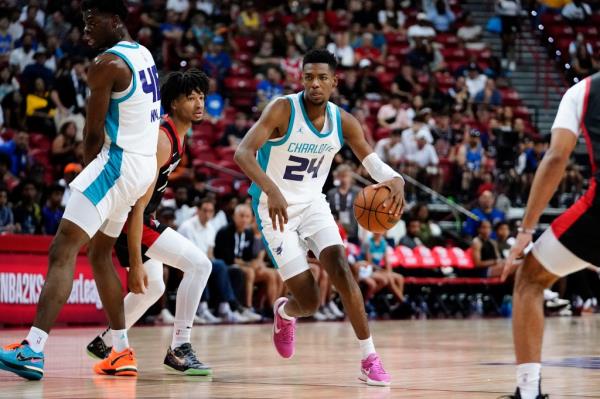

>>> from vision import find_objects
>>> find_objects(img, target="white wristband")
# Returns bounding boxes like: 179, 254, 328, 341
362, 152, 404, 184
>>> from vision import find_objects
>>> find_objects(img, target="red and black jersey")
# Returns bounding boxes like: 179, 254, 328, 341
145, 116, 184, 215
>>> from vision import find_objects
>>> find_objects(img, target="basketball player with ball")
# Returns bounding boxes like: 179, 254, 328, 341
235, 49, 404, 386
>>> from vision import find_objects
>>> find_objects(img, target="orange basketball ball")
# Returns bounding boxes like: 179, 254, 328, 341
353, 185, 401, 233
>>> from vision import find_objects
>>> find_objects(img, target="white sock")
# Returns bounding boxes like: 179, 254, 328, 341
517, 363, 541, 399
278, 303, 294, 321
100, 328, 112, 347
359, 336, 376, 360
111, 329, 130, 352
219, 302, 232, 315
172, 321, 192, 349
26, 327, 48, 353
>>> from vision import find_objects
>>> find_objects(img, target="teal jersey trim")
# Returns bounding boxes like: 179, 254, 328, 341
115, 42, 140, 49
297, 92, 333, 138
104, 49, 138, 104
82, 143, 123, 206
248, 96, 296, 200
105, 100, 119, 143
335, 105, 344, 147
251, 199, 279, 269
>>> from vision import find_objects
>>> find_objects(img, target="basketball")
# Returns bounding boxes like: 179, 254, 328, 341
354, 185, 401, 233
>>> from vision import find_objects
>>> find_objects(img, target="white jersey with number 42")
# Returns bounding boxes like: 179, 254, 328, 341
249, 92, 344, 205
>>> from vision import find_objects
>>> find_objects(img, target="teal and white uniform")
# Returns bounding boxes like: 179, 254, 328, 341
251, 92, 345, 280
64, 41, 161, 238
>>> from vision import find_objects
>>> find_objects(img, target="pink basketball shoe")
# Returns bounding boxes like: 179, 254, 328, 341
359, 353, 391, 386
272, 297, 296, 359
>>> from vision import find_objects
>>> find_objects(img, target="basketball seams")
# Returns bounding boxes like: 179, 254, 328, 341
354, 188, 367, 221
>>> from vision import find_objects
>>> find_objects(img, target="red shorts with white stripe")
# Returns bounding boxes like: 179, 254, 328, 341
533, 179, 599, 276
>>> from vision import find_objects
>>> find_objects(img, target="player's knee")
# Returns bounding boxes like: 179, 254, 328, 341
515, 253, 557, 295
328, 257, 353, 286
49, 228, 81, 266
146, 277, 166, 301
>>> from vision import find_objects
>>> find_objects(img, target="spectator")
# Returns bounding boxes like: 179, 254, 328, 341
354, 33, 382, 65
256, 67, 284, 110
0, 66, 19, 102
161, 186, 196, 228
9, 32, 36, 73
571, 41, 599, 79
426, 0, 456, 32
0, 131, 30, 178
448, 76, 470, 112
463, 190, 506, 238
457, 12, 486, 50
457, 129, 486, 194
401, 115, 432, 153
465, 63, 487, 98
281, 44, 302, 86
405, 130, 442, 193
474, 78, 502, 107
167, 0, 190, 19
337, 69, 363, 109
178, 198, 249, 323
391, 65, 416, 100
0, 187, 15, 233
13, 181, 42, 235
495, 221, 511, 259
25, 77, 56, 135
378, 0, 407, 32
61, 26, 87, 58
203, 36, 231, 81
51, 57, 88, 123
356, 233, 405, 304
357, 59, 382, 99
399, 218, 425, 249
495, 0, 522, 71
45, 10, 72, 42
238, 1, 262, 35
204, 78, 225, 123
377, 94, 414, 131
327, 32, 355, 68
327, 164, 361, 244
374, 128, 405, 166
219, 112, 249, 148
58, 162, 81, 207
51, 120, 78, 167
0, 15, 12, 59
561, 0, 592, 23
469, 220, 503, 277
214, 204, 274, 320
252, 41, 282, 75
407, 38, 444, 71
7, 8, 22, 46
407, 13, 436, 46
41, 184, 64, 235
412, 203, 442, 247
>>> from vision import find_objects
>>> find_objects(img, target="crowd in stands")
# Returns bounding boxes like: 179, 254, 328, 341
0, 0, 599, 321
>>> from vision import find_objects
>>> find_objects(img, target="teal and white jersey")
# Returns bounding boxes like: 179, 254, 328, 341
103, 41, 161, 156
249, 92, 344, 205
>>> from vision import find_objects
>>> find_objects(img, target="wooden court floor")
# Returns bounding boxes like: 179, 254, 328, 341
1, 317, 600, 398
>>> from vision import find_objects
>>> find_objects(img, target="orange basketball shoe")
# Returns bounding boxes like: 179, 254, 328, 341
93, 348, 138, 377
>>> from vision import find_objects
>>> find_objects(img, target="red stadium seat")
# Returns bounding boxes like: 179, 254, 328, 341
208, 178, 234, 195
234, 36, 258, 52
224, 77, 258, 92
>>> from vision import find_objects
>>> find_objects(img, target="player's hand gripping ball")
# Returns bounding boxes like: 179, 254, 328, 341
354, 185, 402, 233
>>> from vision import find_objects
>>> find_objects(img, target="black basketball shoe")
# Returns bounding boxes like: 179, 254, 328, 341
164, 343, 212, 376
499, 387, 549, 399
86, 335, 112, 360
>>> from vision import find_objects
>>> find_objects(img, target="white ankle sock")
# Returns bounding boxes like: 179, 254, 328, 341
359, 336, 376, 360
278, 303, 294, 321
172, 321, 192, 349
517, 363, 541, 399
111, 329, 130, 352
26, 327, 48, 353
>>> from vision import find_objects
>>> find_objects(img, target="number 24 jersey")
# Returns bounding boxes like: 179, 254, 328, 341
249, 91, 344, 205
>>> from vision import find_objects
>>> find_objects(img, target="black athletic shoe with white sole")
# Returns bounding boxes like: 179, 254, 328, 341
86, 335, 111, 360
163, 343, 212, 376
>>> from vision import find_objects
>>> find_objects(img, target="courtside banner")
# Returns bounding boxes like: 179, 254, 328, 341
0, 235, 127, 325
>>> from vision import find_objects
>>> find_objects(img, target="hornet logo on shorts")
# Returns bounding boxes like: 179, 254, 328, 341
273, 242, 284, 256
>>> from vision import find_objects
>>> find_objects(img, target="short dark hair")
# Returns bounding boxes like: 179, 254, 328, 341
161, 69, 209, 115
494, 221, 509, 230
195, 197, 215, 208
81, 0, 128, 20
302, 49, 337, 71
